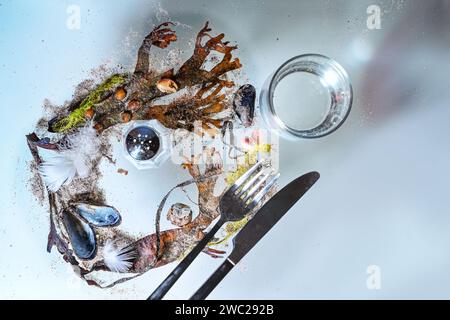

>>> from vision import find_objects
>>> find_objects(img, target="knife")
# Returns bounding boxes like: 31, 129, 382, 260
189, 171, 320, 300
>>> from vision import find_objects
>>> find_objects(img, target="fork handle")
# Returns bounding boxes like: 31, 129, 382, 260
148, 218, 225, 300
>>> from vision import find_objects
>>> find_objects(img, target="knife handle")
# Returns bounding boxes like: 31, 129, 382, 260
190, 258, 235, 300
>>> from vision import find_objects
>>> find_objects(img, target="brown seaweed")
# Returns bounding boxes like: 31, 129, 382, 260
49, 22, 241, 134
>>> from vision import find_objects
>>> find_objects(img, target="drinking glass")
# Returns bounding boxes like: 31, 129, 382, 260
259, 54, 353, 140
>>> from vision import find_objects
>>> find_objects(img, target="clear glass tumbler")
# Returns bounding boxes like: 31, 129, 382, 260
259, 54, 353, 140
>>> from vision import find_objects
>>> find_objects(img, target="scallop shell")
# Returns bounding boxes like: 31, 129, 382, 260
167, 203, 192, 227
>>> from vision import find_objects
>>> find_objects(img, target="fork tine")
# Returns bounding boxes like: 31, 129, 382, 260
230, 160, 267, 193
236, 169, 265, 198
241, 170, 272, 203
246, 173, 280, 211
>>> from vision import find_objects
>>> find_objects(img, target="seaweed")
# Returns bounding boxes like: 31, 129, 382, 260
52, 74, 127, 132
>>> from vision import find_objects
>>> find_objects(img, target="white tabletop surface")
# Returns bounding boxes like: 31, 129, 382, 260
1, 0, 450, 299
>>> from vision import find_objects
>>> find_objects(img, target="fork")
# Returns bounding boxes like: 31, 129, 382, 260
148, 160, 279, 300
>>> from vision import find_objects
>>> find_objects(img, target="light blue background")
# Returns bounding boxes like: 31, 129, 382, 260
1, 0, 450, 299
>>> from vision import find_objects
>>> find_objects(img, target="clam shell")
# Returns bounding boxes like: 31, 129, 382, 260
156, 78, 178, 93
62, 209, 97, 260
73, 203, 122, 227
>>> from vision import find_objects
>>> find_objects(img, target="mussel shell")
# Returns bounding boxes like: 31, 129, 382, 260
72, 203, 122, 227
233, 84, 256, 127
62, 209, 97, 260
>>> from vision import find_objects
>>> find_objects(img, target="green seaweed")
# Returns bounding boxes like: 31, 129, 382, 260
225, 144, 272, 185
207, 216, 250, 247
53, 74, 127, 132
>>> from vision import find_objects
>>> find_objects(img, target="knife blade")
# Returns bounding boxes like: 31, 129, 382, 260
190, 171, 320, 300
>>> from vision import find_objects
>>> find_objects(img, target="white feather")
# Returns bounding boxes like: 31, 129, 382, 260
39, 124, 100, 192
39, 155, 77, 192
103, 240, 137, 273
